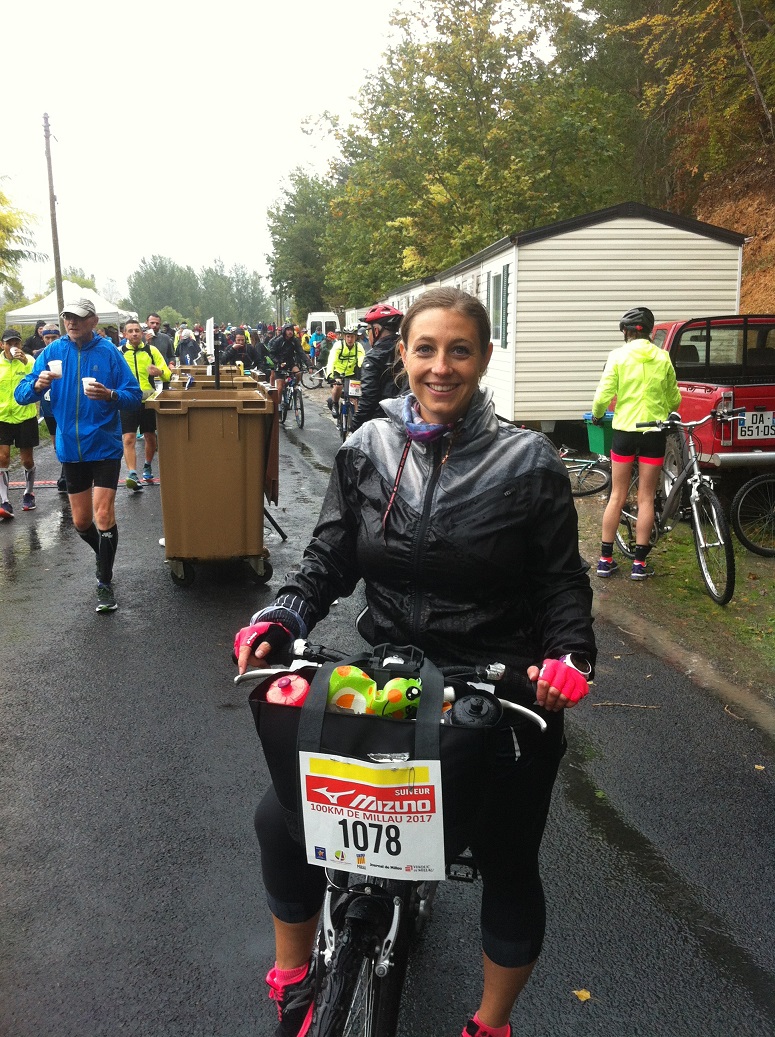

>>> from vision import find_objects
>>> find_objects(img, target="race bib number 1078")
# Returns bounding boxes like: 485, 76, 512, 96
299, 751, 446, 881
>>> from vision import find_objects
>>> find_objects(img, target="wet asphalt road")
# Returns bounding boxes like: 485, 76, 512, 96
1, 393, 774, 1037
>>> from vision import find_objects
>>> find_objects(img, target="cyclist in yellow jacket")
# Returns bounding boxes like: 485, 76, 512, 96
325, 327, 365, 420
591, 306, 682, 581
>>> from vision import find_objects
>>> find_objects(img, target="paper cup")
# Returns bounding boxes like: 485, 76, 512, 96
48, 359, 63, 378
82, 376, 97, 393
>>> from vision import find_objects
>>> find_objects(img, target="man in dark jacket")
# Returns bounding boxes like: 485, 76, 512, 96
220, 330, 267, 372
349, 303, 403, 433
23, 321, 48, 357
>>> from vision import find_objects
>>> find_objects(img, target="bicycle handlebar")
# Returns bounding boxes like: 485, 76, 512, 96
233, 639, 547, 730
636, 406, 747, 431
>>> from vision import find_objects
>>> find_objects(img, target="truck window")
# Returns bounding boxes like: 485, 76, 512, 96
652, 329, 667, 350
310, 321, 322, 334
324, 321, 338, 334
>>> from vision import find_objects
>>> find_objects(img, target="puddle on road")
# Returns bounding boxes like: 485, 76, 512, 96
561, 738, 775, 1023
293, 439, 333, 477
0, 502, 73, 586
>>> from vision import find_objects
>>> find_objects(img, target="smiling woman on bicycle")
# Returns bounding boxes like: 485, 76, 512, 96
591, 306, 682, 580
235, 287, 596, 1037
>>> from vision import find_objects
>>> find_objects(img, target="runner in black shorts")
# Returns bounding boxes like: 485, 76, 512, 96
14, 297, 143, 612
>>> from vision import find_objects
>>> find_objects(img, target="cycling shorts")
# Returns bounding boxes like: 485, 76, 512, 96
0, 417, 40, 449
610, 429, 666, 465
120, 405, 157, 436
62, 458, 121, 495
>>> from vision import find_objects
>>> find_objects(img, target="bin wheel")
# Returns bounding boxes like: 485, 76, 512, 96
170, 560, 195, 586
248, 560, 273, 585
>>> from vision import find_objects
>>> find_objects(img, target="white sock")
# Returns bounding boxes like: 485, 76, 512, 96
25, 465, 36, 494
0, 468, 9, 502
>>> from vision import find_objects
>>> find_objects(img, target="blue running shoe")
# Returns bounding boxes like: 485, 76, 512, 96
596, 558, 618, 578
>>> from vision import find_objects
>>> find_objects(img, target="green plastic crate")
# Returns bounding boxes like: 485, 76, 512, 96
582, 412, 614, 455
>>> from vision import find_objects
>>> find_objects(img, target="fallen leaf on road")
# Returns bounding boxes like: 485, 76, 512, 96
755, 764, 765, 771
573, 989, 592, 1002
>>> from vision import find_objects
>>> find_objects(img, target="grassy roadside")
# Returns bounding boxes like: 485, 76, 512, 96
574, 491, 775, 702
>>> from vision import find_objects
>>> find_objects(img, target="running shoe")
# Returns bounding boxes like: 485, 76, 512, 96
96, 583, 118, 612
0, 499, 14, 519
126, 471, 143, 492
463, 1019, 512, 1037
266, 960, 315, 1037
630, 561, 654, 580
22, 493, 36, 511
596, 558, 619, 578
142, 463, 154, 483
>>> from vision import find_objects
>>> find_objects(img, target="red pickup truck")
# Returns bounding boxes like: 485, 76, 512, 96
652, 316, 775, 477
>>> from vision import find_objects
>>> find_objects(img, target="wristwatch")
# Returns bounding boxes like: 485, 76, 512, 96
110, 390, 118, 402
559, 653, 592, 677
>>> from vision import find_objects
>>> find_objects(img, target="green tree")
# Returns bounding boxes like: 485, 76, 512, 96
158, 305, 184, 327
617, 0, 775, 201
127, 255, 199, 319
266, 170, 335, 319
47, 266, 96, 292
321, 0, 630, 299
0, 185, 45, 296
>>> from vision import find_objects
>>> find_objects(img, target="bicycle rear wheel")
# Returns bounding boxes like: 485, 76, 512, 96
614, 471, 659, 557
691, 483, 735, 605
731, 474, 775, 556
563, 459, 610, 497
294, 387, 305, 428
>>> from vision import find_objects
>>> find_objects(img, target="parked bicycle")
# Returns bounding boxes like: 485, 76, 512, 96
236, 639, 545, 1037
278, 370, 304, 429
302, 361, 328, 390
615, 408, 744, 605
559, 445, 611, 497
730, 472, 775, 556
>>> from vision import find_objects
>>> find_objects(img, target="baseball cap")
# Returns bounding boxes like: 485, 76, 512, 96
61, 297, 97, 318
2, 328, 22, 342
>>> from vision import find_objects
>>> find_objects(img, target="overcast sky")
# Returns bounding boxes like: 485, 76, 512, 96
5, 0, 400, 302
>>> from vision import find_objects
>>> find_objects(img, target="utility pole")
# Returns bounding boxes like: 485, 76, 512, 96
43, 113, 64, 330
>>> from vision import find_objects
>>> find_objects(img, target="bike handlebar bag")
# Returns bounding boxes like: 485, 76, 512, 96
248, 644, 496, 854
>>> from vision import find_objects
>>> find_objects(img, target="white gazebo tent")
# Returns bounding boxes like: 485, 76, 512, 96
6, 281, 137, 326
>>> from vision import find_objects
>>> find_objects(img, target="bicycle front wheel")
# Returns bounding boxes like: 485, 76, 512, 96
564, 460, 611, 497
294, 387, 305, 428
279, 391, 288, 424
312, 920, 406, 1037
691, 483, 735, 605
339, 402, 350, 443
302, 366, 323, 390
731, 474, 775, 556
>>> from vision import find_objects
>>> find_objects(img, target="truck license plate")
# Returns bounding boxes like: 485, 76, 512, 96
738, 411, 775, 439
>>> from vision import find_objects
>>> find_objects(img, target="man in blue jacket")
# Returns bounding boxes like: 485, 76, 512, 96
15, 297, 142, 613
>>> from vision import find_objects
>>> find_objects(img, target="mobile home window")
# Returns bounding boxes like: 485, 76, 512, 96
491, 273, 502, 343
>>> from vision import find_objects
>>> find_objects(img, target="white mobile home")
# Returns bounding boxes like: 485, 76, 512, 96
383, 202, 745, 430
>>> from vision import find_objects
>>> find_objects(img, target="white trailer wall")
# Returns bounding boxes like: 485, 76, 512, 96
512, 214, 742, 423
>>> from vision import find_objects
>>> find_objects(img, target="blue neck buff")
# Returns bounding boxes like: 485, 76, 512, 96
401, 395, 454, 442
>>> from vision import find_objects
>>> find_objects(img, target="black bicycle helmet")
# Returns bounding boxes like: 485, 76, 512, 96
362, 303, 403, 330
619, 307, 655, 335
342, 325, 359, 335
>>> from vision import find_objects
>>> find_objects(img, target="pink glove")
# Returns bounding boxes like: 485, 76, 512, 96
539, 658, 589, 705
232, 621, 291, 664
